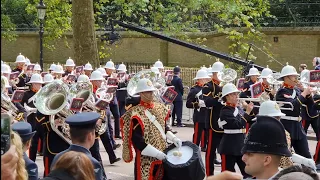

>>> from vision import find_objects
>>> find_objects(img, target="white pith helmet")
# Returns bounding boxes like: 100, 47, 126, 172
259, 65, 273, 78
278, 62, 299, 81
27, 73, 44, 84
1, 64, 11, 74
151, 67, 160, 75
53, 64, 65, 74
258, 101, 285, 117
65, 57, 75, 67
194, 69, 211, 80
84, 62, 93, 71
97, 67, 107, 77
49, 63, 56, 71
246, 66, 260, 77
77, 74, 90, 83
105, 59, 115, 70
25, 57, 31, 65
43, 74, 54, 84
154, 59, 164, 69
2, 76, 11, 88
15, 53, 26, 63
90, 70, 105, 81
117, 63, 127, 72
210, 60, 224, 73
135, 78, 156, 94
221, 83, 240, 98
34, 63, 42, 71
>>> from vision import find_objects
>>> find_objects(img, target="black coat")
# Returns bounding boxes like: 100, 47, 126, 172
186, 84, 207, 124
171, 75, 184, 102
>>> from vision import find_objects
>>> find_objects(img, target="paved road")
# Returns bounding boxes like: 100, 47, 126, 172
34, 101, 319, 179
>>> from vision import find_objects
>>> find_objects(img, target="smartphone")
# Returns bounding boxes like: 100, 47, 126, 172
1, 114, 12, 155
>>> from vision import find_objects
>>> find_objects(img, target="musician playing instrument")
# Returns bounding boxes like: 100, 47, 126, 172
63, 57, 75, 77
121, 78, 182, 180
259, 66, 276, 100
12, 53, 29, 89
84, 62, 93, 77
116, 63, 129, 117
218, 83, 253, 178
52, 64, 65, 80
186, 69, 210, 152
275, 63, 313, 159
48, 63, 56, 74
202, 61, 224, 176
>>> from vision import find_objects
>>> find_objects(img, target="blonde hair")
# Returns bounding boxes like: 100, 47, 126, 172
11, 131, 28, 180
52, 151, 95, 180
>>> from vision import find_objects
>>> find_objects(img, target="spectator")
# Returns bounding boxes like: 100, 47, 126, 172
43, 151, 95, 180
273, 164, 319, 180
11, 131, 28, 180
299, 64, 307, 72
12, 122, 38, 180
171, 66, 185, 127
1, 145, 19, 180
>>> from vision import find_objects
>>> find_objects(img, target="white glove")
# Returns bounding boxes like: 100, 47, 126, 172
141, 144, 167, 160
198, 100, 206, 108
172, 137, 182, 148
291, 153, 316, 171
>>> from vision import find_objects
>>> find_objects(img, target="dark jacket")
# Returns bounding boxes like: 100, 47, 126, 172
171, 75, 184, 101
41, 168, 75, 180
186, 84, 207, 124
24, 152, 38, 180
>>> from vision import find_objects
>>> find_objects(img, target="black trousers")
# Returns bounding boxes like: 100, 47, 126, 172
118, 100, 126, 117
109, 103, 121, 137
43, 153, 55, 177
193, 122, 207, 149
205, 130, 222, 176
221, 154, 250, 178
291, 135, 312, 158
100, 129, 117, 162
302, 118, 319, 140
172, 101, 183, 125
29, 116, 45, 161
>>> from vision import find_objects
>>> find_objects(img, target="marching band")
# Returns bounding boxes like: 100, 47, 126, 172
1, 53, 320, 180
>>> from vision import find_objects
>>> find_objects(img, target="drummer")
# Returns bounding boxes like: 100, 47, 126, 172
121, 78, 182, 180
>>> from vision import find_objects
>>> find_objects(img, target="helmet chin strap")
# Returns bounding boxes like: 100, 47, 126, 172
141, 93, 153, 102
288, 76, 298, 85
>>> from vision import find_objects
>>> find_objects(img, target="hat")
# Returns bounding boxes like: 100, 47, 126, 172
278, 62, 299, 81
65, 112, 100, 129
210, 61, 224, 73
242, 116, 291, 157
173, 66, 181, 73
154, 59, 164, 69
135, 78, 156, 94
12, 122, 36, 142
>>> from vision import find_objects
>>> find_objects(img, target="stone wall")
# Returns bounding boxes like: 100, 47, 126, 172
1, 27, 319, 72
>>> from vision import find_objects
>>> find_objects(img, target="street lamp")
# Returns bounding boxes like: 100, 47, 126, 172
36, 0, 46, 70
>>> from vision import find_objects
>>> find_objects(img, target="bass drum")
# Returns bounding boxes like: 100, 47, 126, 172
163, 141, 205, 180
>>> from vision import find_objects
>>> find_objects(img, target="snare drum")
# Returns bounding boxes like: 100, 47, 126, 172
163, 141, 205, 180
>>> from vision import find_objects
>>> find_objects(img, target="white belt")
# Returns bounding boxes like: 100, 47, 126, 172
224, 129, 246, 134
281, 116, 301, 121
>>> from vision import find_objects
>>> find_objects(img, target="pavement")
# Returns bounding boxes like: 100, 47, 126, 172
34, 100, 319, 179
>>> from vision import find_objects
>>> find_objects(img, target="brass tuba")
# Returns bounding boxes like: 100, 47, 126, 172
217, 68, 238, 85
33, 80, 73, 144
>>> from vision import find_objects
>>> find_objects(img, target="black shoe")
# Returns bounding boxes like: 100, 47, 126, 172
110, 157, 121, 164
214, 159, 221, 165
113, 143, 121, 150
201, 147, 207, 152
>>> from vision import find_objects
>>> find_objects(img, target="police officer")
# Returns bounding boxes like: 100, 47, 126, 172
202, 60, 224, 176
171, 66, 184, 127
312, 57, 320, 70
239, 66, 260, 130
12, 122, 38, 180
18, 73, 44, 161
218, 83, 253, 178
63, 57, 76, 77
186, 69, 210, 151
105, 60, 122, 139
116, 63, 128, 117
259, 65, 276, 100
276, 63, 313, 158
50, 112, 104, 180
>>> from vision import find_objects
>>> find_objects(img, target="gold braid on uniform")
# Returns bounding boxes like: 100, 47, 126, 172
15, 112, 24, 121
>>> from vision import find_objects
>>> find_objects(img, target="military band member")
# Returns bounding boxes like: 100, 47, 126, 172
218, 83, 253, 178
17, 73, 44, 161
50, 112, 104, 180
153, 59, 165, 77
202, 61, 224, 176
12, 122, 39, 180
105, 60, 122, 139
33, 63, 42, 74
48, 63, 56, 74
12, 53, 29, 88
313, 57, 320, 70
314, 94, 320, 170
259, 65, 276, 100
239, 66, 260, 130
116, 63, 128, 117
63, 57, 75, 77
186, 69, 210, 151
1, 63, 11, 79
84, 62, 93, 77
52, 64, 65, 80
276, 63, 313, 158
121, 78, 182, 180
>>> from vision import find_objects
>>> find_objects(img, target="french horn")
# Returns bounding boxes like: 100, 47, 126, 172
217, 68, 237, 84
33, 80, 73, 144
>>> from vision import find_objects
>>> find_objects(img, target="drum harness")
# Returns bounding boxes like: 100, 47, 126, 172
145, 109, 166, 140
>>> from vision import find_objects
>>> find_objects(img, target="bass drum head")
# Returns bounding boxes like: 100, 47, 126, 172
163, 141, 205, 180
